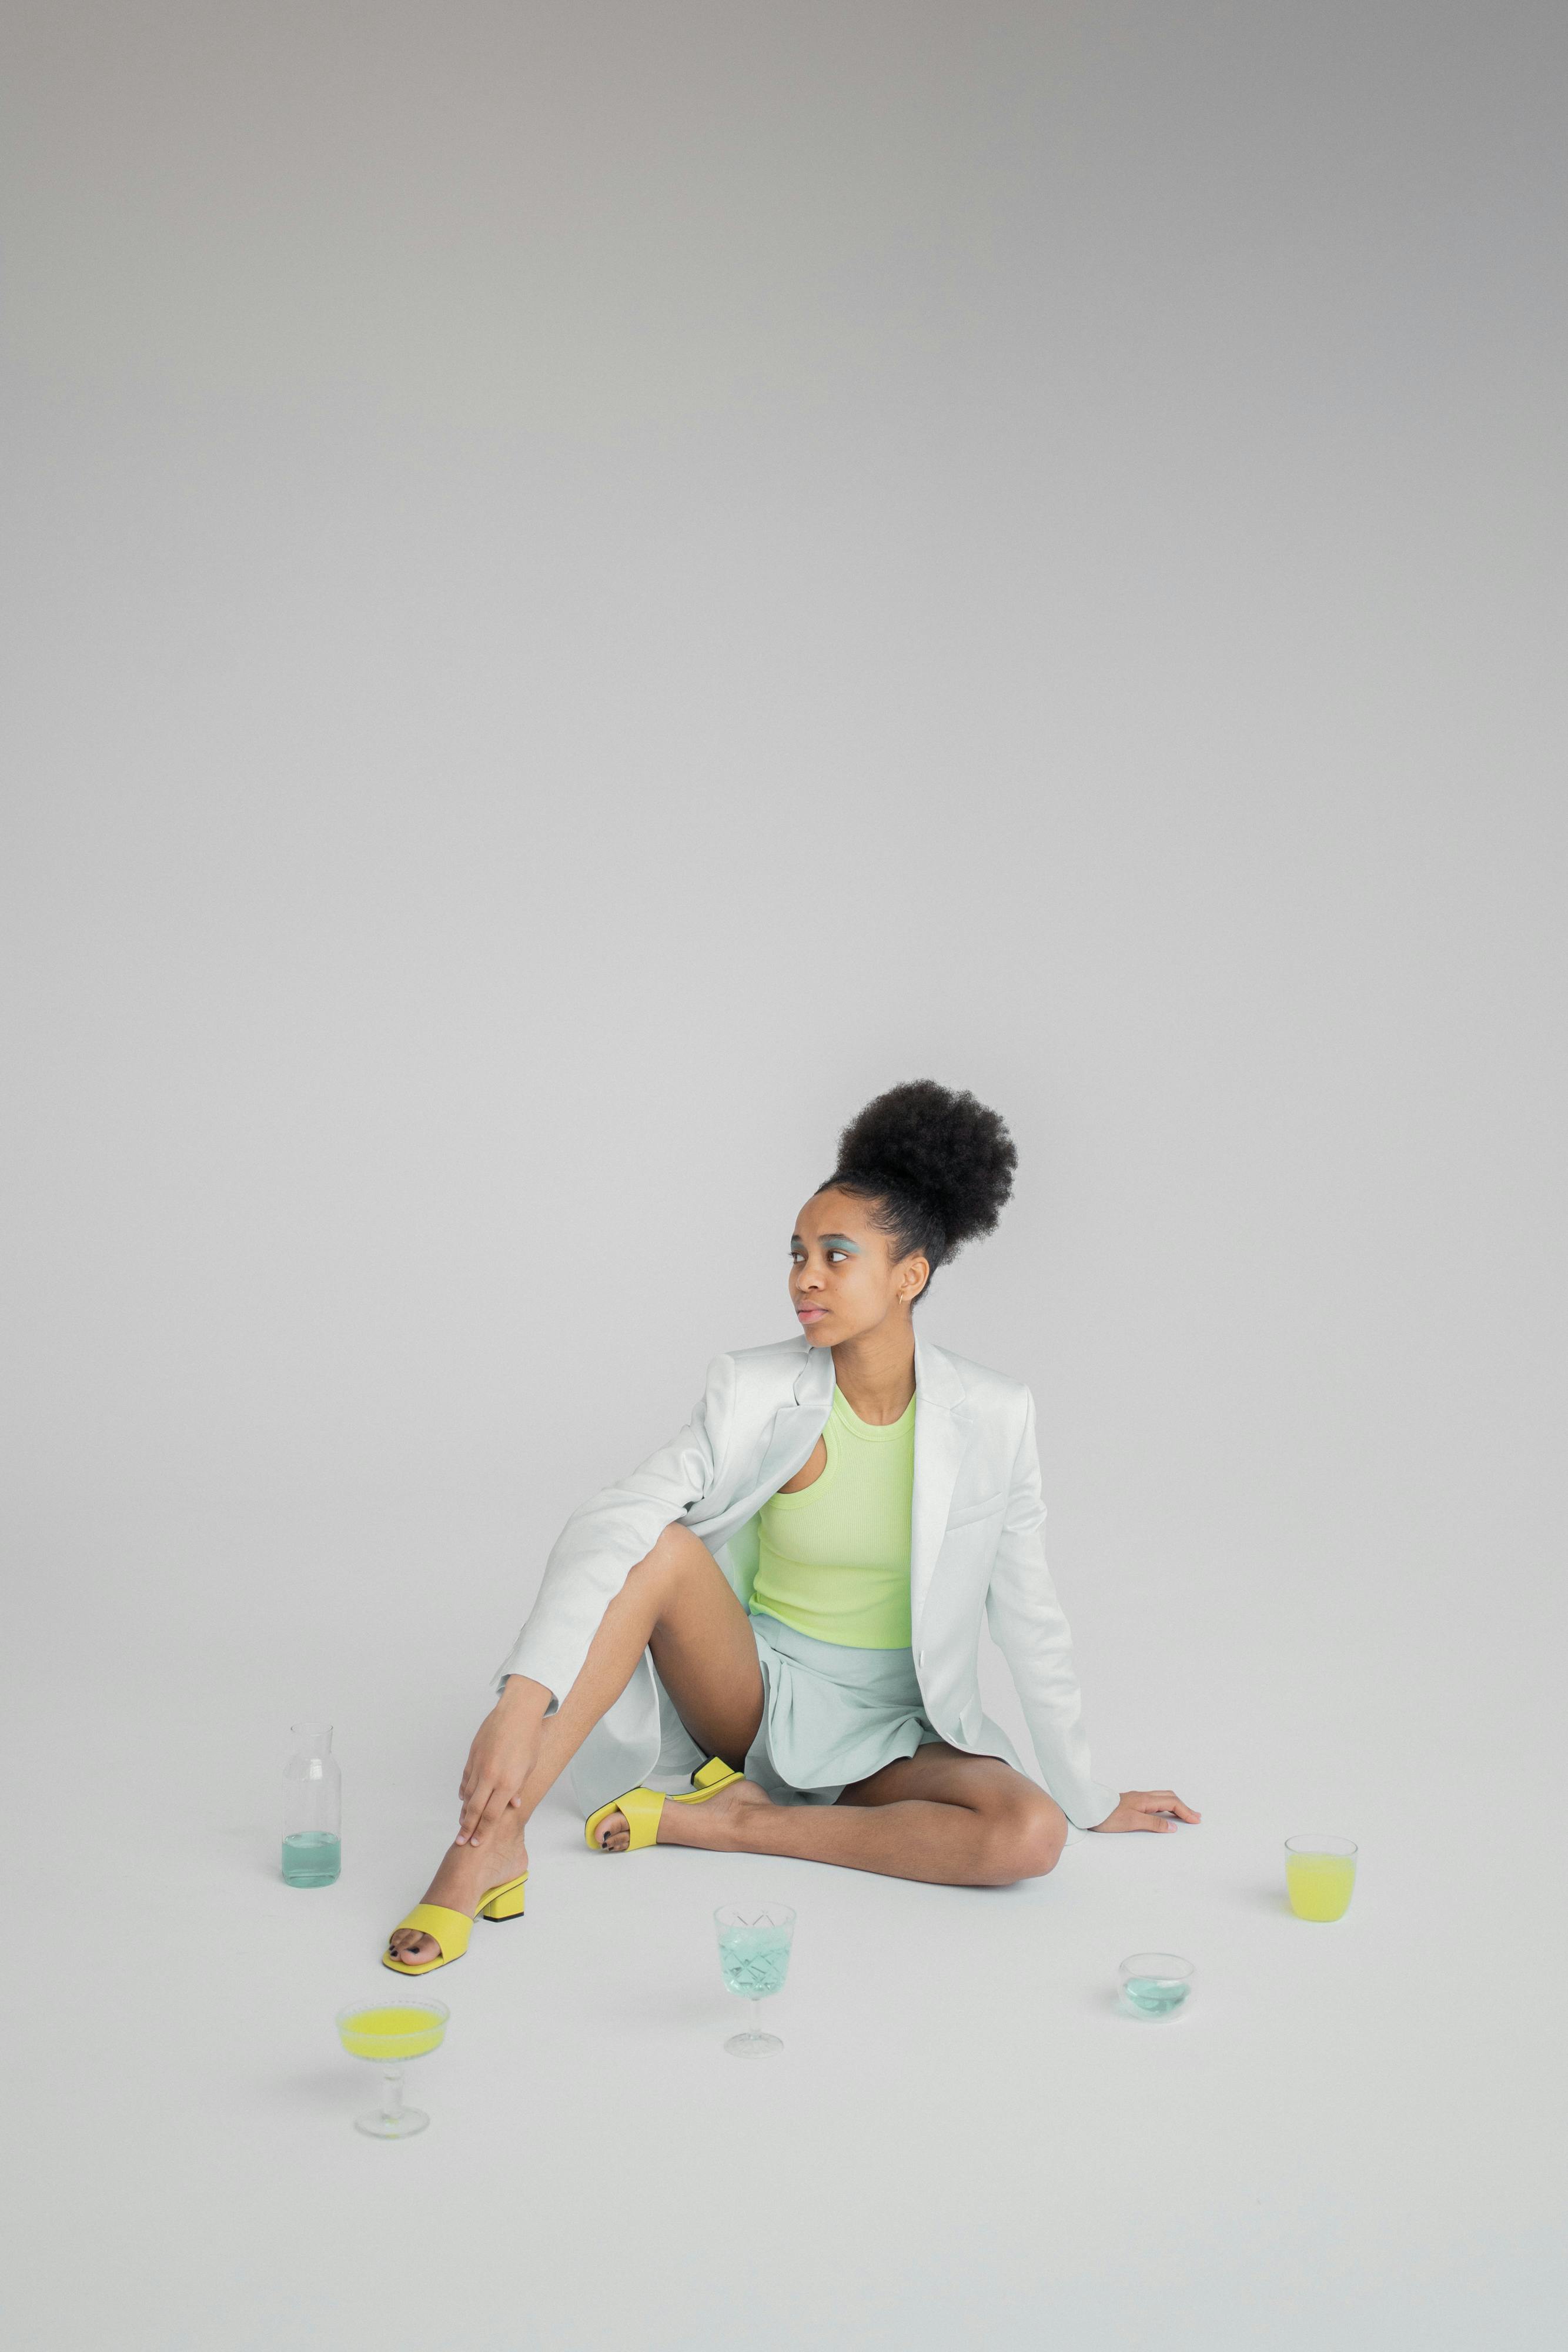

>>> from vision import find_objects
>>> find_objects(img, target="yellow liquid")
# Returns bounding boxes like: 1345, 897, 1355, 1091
338, 2006, 446, 2060
1286, 1852, 1356, 1921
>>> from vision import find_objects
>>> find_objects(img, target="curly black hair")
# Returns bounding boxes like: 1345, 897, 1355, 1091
819, 1080, 1017, 1299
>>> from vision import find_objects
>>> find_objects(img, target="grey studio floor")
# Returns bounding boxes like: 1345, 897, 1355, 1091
7, 1565, 1564, 2351
5, 3, 1567, 2346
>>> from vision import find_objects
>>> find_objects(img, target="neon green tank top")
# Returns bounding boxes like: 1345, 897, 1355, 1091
750, 1386, 915, 1650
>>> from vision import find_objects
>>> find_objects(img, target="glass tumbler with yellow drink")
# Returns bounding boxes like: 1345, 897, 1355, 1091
1285, 1834, 1358, 1921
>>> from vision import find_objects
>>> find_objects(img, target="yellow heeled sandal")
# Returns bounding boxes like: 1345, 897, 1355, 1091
584, 1756, 742, 1852
382, 1871, 528, 1976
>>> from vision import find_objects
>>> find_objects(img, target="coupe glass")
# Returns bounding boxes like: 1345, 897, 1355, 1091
335, 1998, 449, 2137
1285, 1834, 1358, 1921
715, 1903, 795, 2058
1118, 1952, 1195, 2020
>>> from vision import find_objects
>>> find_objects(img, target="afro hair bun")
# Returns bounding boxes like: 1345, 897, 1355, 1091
826, 1080, 1017, 1281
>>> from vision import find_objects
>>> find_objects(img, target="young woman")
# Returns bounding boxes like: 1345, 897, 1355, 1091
385, 1080, 1198, 1973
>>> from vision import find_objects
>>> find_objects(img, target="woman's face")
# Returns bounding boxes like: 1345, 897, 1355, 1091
788, 1187, 927, 1347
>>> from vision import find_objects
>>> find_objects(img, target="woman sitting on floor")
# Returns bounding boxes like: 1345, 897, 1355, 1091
385, 1078, 1198, 1974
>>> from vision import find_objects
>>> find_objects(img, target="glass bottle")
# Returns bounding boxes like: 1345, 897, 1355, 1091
282, 1722, 342, 1886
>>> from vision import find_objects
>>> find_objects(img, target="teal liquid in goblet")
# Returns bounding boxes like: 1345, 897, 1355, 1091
1122, 1975, 1190, 2018
283, 1830, 341, 1886
718, 1925, 793, 2000
715, 1903, 796, 2058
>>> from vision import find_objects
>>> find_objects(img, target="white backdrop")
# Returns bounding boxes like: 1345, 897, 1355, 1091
2, 6, 1564, 2348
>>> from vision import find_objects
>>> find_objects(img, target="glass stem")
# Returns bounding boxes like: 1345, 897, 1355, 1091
751, 1999, 763, 2037
382, 2067, 404, 2123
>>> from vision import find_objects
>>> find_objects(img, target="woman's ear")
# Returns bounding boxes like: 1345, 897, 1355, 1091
898, 1255, 931, 1306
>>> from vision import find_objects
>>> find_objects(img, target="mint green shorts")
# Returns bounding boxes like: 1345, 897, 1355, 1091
743, 1609, 942, 1806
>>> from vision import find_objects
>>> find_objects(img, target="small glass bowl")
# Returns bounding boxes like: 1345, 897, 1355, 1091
1118, 1952, 1195, 2020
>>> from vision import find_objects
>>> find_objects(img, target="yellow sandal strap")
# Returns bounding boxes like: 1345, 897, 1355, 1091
584, 1785, 665, 1852
384, 1901, 473, 1971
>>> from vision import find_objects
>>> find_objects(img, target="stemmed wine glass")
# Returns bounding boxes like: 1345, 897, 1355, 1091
714, 1903, 795, 2057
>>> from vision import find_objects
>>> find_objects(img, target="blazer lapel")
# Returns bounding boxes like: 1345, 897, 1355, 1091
747, 1342, 835, 1504
910, 1335, 970, 1625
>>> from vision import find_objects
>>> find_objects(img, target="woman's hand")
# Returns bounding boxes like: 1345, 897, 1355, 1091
456, 1677, 551, 1847
1089, 1788, 1202, 1834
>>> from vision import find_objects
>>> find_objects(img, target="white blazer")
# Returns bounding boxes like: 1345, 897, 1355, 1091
494, 1334, 1120, 1831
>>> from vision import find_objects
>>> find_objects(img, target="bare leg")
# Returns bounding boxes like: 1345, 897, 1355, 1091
564, 1521, 765, 1849
389, 1524, 761, 1960
652, 1744, 1066, 1886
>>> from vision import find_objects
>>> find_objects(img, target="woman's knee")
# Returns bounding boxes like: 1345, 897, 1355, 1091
626, 1521, 711, 1606
978, 1791, 1066, 1885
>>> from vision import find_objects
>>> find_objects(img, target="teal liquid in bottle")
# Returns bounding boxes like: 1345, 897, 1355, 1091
282, 1829, 342, 1886
282, 1723, 342, 1886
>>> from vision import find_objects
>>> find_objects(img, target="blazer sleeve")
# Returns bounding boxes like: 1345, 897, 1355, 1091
983, 1388, 1120, 1830
492, 1353, 737, 1706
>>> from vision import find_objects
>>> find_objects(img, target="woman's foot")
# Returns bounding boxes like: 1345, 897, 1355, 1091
593, 1776, 775, 1852
386, 1816, 531, 1967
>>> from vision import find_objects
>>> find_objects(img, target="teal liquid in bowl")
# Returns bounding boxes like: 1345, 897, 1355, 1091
1122, 1974, 1189, 2018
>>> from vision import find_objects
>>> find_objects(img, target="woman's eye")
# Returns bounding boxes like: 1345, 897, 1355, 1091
827, 1250, 847, 1264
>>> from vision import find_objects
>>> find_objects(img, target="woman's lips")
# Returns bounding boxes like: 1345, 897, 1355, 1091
796, 1306, 827, 1321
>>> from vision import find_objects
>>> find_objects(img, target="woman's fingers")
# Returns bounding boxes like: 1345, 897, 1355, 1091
1091, 1788, 1201, 1833
454, 1710, 541, 1843
1144, 1789, 1202, 1822
1130, 1792, 1201, 1828
456, 1780, 493, 1843
467, 1783, 520, 1846
460, 1777, 526, 1845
